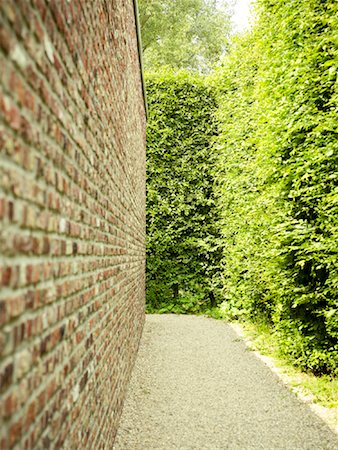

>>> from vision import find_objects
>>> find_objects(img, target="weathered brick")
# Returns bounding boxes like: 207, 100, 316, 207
0, 0, 146, 448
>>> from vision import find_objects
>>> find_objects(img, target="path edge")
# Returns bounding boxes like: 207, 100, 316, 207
228, 322, 338, 436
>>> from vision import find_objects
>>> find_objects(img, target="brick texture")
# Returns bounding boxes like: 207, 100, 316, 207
0, 0, 146, 448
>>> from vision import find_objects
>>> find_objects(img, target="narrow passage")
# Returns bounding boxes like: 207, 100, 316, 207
114, 315, 338, 450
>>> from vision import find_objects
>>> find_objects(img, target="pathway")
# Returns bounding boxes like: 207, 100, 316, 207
114, 315, 338, 450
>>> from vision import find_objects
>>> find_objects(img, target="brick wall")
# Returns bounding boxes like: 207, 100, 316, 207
0, 1, 146, 448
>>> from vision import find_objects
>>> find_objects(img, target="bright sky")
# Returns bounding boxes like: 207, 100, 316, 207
231, 0, 253, 32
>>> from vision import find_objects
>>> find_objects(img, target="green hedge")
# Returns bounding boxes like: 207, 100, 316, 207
145, 0, 337, 373
214, 0, 338, 374
146, 70, 222, 313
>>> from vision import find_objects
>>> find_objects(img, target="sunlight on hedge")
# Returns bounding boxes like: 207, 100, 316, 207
145, 0, 338, 375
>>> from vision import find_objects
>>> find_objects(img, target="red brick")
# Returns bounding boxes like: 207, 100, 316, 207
0, 361, 14, 393
1, 267, 12, 286
9, 418, 22, 447
0, 0, 146, 448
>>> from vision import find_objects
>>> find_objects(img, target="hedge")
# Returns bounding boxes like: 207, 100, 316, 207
145, 70, 223, 313
213, 0, 338, 374
145, 0, 338, 374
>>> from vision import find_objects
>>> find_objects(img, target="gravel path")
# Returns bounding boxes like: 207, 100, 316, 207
114, 315, 338, 450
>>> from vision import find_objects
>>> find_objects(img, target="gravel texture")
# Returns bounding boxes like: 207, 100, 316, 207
114, 314, 338, 450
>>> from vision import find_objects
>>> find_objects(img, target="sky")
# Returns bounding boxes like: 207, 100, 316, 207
231, 0, 253, 32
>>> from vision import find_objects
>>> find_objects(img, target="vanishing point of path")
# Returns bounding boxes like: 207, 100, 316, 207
114, 315, 338, 450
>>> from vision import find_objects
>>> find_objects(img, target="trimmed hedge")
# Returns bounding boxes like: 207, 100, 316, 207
145, 70, 223, 313
214, 0, 338, 374
145, 0, 338, 374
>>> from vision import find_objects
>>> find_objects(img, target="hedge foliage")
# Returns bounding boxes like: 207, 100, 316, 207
146, 0, 338, 374
146, 71, 222, 313
213, 0, 338, 374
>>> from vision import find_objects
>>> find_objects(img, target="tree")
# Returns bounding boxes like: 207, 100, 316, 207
138, 0, 231, 72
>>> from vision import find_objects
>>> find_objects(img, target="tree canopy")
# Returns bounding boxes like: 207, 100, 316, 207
138, 0, 231, 72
